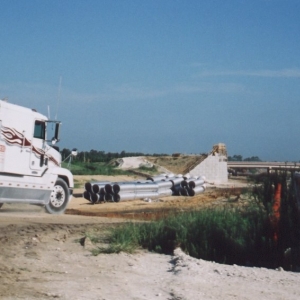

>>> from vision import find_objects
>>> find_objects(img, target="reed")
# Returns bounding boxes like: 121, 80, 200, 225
91, 171, 300, 269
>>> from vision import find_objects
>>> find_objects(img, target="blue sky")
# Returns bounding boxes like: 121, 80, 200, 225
1, 0, 300, 161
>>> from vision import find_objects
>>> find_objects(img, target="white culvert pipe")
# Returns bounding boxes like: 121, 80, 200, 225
117, 192, 136, 201
157, 181, 173, 189
92, 184, 101, 194
104, 193, 113, 202
104, 184, 113, 194
85, 182, 92, 192
112, 193, 121, 203
187, 179, 205, 189
158, 189, 173, 197
92, 182, 111, 193
135, 182, 159, 192
186, 187, 195, 196
193, 186, 206, 194
90, 192, 99, 204
116, 191, 160, 201
180, 180, 189, 188
134, 191, 160, 199
166, 173, 175, 178
179, 187, 188, 196
146, 174, 167, 182
112, 183, 137, 193
170, 177, 184, 187
83, 191, 91, 201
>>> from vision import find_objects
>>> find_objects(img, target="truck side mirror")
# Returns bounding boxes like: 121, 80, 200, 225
52, 123, 60, 144
71, 148, 77, 157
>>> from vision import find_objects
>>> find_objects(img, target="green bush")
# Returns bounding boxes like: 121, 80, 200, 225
137, 165, 158, 174
62, 161, 131, 176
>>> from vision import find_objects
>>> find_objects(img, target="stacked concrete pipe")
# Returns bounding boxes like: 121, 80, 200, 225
83, 174, 206, 204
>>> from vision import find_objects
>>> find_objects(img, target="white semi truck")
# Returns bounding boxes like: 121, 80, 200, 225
0, 99, 73, 214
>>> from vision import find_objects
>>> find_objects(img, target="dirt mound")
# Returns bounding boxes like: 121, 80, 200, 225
146, 155, 206, 174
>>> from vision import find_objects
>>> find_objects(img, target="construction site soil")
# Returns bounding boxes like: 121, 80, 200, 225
68, 175, 248, 220
2, 174, 300, 300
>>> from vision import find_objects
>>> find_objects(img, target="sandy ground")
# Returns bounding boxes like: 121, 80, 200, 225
1, 175, 300, 300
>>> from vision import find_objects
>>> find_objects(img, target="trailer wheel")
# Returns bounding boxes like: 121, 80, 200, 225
45, 178, 69, 214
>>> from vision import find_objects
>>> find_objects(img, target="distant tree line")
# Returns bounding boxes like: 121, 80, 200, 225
60, 149, 262, 163
60, 148, 168, 163
228, 155, 262, 162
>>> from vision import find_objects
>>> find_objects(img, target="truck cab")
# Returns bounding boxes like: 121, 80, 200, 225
0, 100, 73, 214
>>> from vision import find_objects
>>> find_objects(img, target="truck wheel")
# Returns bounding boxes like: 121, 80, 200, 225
45, 178, 69, 214
0, 203, 3, 209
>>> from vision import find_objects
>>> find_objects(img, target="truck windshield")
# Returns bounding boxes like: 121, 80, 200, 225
33, 121, 46, 139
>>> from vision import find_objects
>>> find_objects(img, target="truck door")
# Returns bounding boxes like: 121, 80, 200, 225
30, 120, 48, 174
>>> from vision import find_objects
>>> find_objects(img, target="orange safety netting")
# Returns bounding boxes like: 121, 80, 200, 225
270, 183, 281, 243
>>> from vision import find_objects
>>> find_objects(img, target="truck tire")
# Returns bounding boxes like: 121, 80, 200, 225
45, 178, 69, 214
0, 203, 3, 209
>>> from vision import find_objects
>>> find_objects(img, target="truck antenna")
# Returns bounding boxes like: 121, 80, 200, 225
55, 76, 62, 120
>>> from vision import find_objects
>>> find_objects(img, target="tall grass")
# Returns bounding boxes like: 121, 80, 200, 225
90, 171, 300, 269
94, 207, 275, 267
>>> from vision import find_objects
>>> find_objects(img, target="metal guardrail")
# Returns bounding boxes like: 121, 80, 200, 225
227, 161, 300, 170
